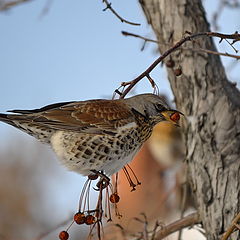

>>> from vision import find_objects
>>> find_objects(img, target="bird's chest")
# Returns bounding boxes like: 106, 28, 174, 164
116, 124, 153, 150
50, 123, 154, 176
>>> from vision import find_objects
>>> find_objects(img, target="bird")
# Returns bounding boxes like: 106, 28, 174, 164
0, 93, 182, 177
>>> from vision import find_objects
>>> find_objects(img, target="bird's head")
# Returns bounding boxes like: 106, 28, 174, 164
124, 93, 183, 126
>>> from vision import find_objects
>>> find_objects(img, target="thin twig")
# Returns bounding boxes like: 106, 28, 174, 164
155, 212, 201, 240
212, 0, 240, 30
151, 221, 160, 240
35, 216, 73, 240
0, 0, 32, 11
122, 31, 158, 43
178, 183, 188, 240
220, 212, 240, 240
122, 30, 240, 59
38, 0, 54, 18
101, 0, 140, 26
191, 47, 240, 59
119, 31, 240, 98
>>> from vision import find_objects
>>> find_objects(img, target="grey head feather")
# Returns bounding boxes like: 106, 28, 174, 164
122, 93, 170, 117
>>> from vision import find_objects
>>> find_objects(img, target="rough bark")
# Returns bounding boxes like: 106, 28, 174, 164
139, 0, 240, 239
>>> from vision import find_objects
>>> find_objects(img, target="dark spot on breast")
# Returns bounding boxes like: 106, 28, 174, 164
104, 147, 110, 154
120, 144, 124, 150
115, 150, 119, 154
92, 141, 98, 146
85, 149, 92, 156
77, 146, 84, 151
98, 144, 105, 151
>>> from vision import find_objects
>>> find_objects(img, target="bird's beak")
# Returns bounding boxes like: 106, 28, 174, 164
160, 110, 184, 126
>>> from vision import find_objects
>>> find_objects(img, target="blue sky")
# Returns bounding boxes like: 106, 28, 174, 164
0, 0, 176, 136
0, 0, 239, 236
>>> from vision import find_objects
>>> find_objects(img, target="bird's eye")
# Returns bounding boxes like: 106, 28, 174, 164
155, 104, 167, 112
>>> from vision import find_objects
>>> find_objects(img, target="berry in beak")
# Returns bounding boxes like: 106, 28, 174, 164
160, 110, 183, 126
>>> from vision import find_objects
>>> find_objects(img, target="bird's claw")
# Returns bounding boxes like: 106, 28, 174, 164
90, 170, 110, 191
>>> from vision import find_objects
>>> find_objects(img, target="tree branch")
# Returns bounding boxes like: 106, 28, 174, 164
35, 216, 73, 240
0, 0, 32, 11
212, 0, 240, 30
155, 212, 201, 239
122, 31, 158, 43
220, 212, 240, 240
118, 31, 240, 98
101, 0, 140, 26
122, 30, 240, 59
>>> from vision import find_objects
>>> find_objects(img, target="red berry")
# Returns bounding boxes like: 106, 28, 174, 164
88, 174, 98, 180
59, 231, 69, 240
170, 112, 180, 122
174, 68, 182, 76
74, 212, 85, 224
85, 215, 95, 225
110, 193, 120, 203
166, 59, 175, 68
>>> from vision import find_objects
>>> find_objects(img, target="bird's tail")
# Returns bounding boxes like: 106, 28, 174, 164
0, 113, 17, 127
0, 113, 53, 143
0, 113, 10, 123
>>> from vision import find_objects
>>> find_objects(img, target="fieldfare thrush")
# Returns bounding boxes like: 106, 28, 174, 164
0, 93, 182, 176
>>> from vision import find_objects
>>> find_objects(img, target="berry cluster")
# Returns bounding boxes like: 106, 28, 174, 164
58, 193, 120, 240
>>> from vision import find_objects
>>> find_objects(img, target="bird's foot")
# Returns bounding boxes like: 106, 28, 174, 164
90, 170, 110, 191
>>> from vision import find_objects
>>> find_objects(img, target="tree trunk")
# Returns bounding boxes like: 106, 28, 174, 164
139, 0, 240, 239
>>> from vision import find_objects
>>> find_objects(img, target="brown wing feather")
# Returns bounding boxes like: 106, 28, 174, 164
26, 99, 135, 133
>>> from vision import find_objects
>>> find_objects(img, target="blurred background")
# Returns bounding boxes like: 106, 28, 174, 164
0, 0, 239, 239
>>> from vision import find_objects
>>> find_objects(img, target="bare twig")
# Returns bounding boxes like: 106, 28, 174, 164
178, 183, 188, 240
35, 216, 73, 240
156, 212, 201, 240
151, 221, 160, 240
122, 31, 158, 43
192, 47, 240, 59
39, 0, 54, 18
212, 0, 240, 30
101, 0, 140, 26
0, 0, 32, 11
119, 31, 240, 98
122, 30, 240, 59
220, 212, 240, 240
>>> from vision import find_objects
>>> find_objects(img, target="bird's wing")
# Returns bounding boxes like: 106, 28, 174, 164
8, 101, 75, 114
8, 99, 135, 134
